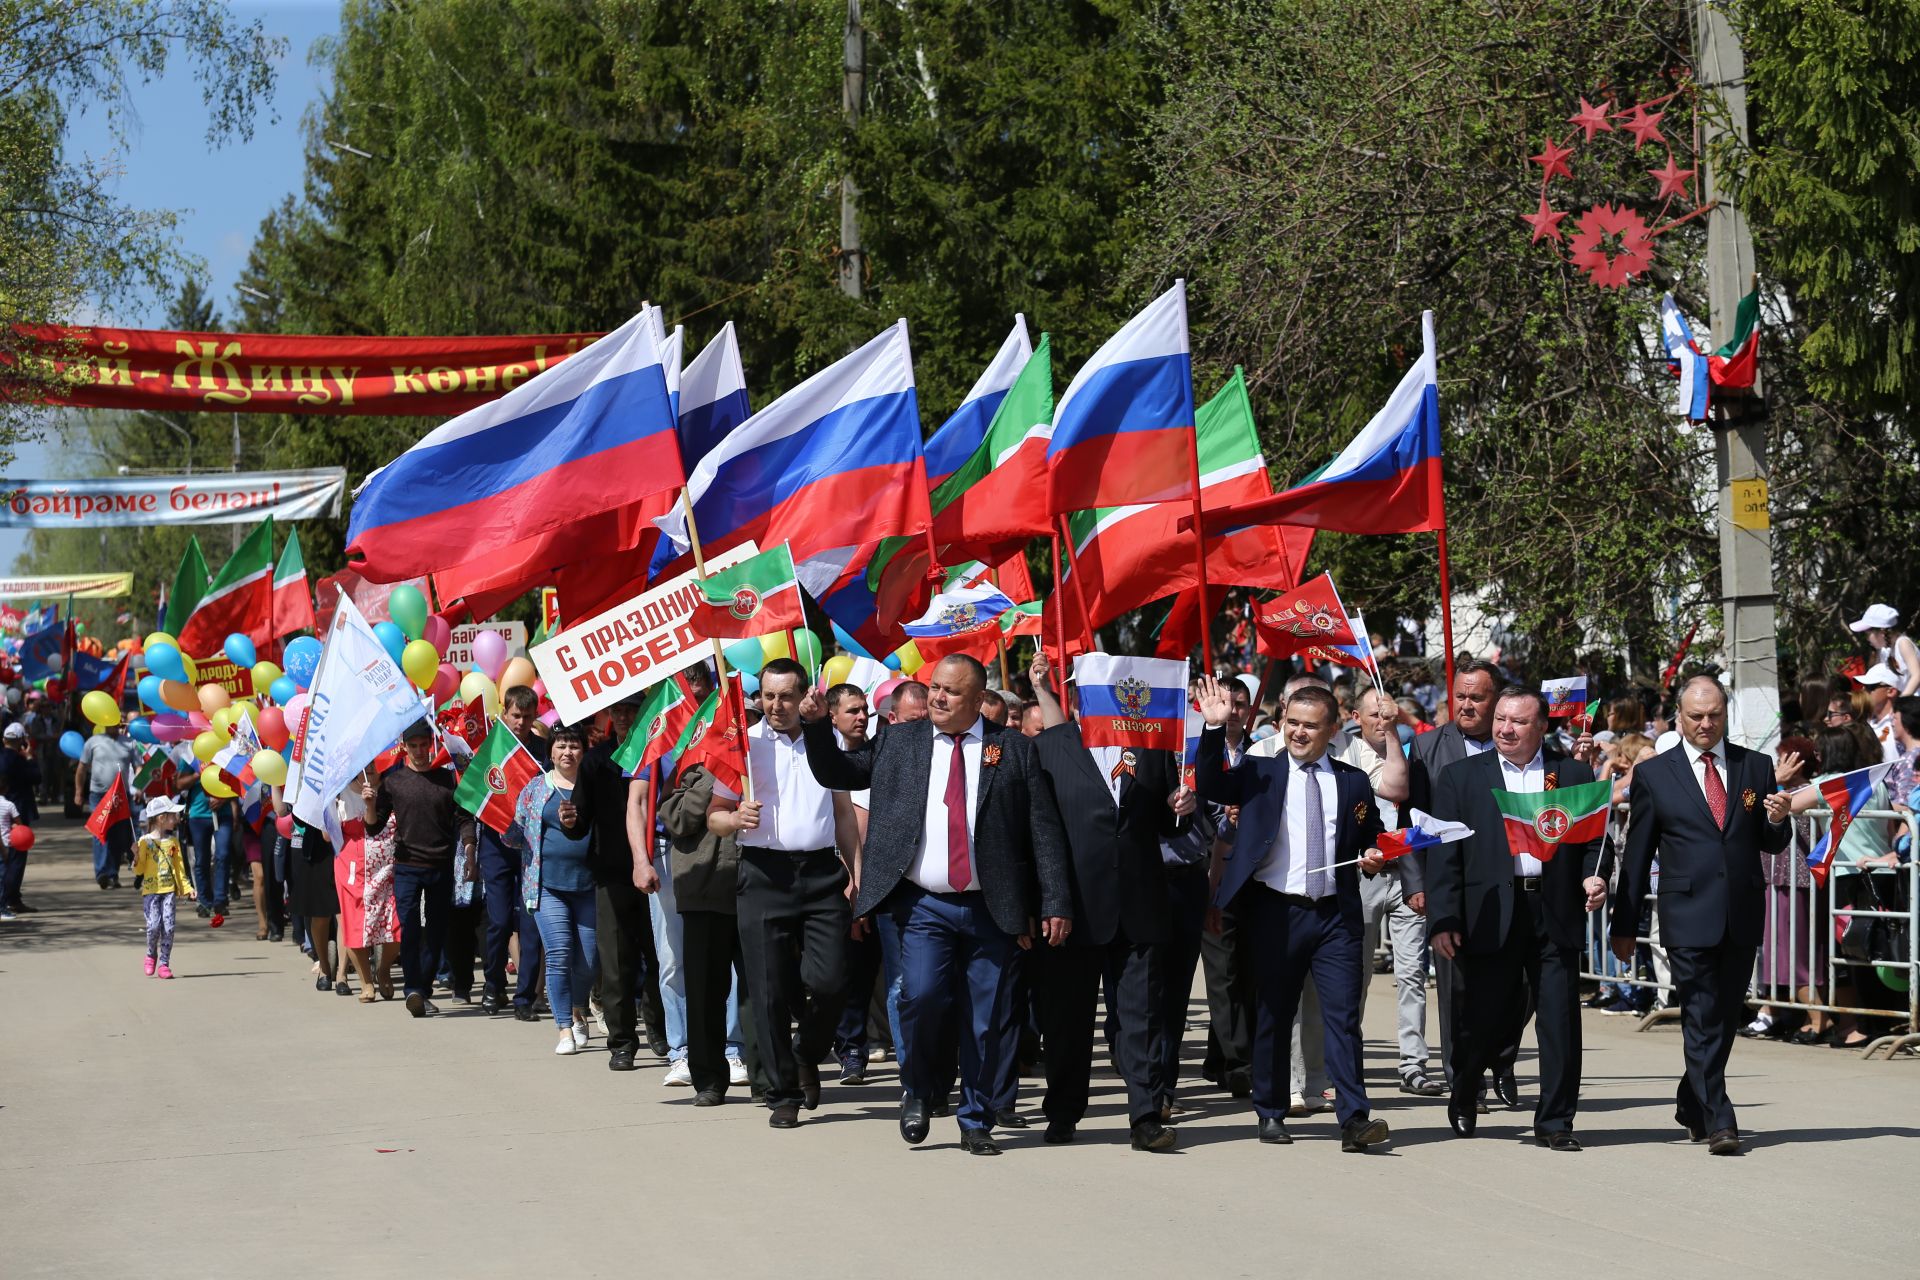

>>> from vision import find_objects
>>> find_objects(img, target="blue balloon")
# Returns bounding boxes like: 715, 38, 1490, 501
722, 638, 765, 675
372, 621, 407, 665
883, 651, 902, 670
137, 674, 164, 709
269, 676, 299, 705
59, 730, 85, 761
127, 716, 155, 744
738, 671, 760, 696
283, 636, 323, 689
223, 633, 257, 670
831, 621, 876, 661
146, 641, 188, 684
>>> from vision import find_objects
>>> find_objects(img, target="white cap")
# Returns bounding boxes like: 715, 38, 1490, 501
1849, 604, 1901, 632
143, 796, 184, 822
1235, 673, 1261, 701
1856, 662, 1901, 689
2, 723, 24, 741
1655, 730, 1682, 754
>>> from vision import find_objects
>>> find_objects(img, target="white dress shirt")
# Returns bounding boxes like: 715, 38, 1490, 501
713, 720, 837, 851
1089, 745, 1129, 803
1461, 734, 1493, 756
1252, 751, 1339, 898
908, 717, 984, 892
1497, 748, 1547, 877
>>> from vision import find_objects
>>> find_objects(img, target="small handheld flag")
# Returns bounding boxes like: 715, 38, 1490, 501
1806, 763, 1892, 885
1073, 653, 1188, 753
688, 543, 806, 641
1540, 676, 1588, 719
1494, 779, 1611, 861
615, 672, 701, 780
454, 721, 542, 836
1375, 809, 1474, 860
903, 580, 1017, 639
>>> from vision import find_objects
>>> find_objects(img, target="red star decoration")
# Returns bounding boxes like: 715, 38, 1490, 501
1521, 194, 1569, 244
1649, 153, 1696, 201
1566, 203, 1656, 289
1530, 135, 1575, 184
1566, 97, 1615, 142
1615, 103, 1667, 151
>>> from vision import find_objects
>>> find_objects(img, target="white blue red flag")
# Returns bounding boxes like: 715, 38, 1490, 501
1376, 809, 1474, 860
676, 320, 752, 472
1541, 676, 1588, 718
1660, 294, 1711, 421
1072, 653, 1188, 753
902, 580, 1017, 639
923, 316, 1032, 488
1807, 763, 1892, 885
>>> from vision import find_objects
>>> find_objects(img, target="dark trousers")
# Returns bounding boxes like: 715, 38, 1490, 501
596, 876, 653, 1056
1155, 863, 1210, 1101
892, 883, 1019, 1132
444, 900, 480, 999
392, 862, 453, 1000
1447, 890, 1582, 1133
1200, 901, 1256, 1082
834, 929, 884, 1062
1037, 936, 1161, 1128
736, 849, 850, 1109
478, 832, 530, 1000
1669, 942, 1752, 1134
682, 908, 769, 1096
1242, 887, 1370, 1125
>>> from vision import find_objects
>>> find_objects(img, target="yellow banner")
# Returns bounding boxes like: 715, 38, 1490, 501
0, 572, 134, 599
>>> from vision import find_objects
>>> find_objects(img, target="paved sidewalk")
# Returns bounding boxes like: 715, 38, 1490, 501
2, 825, 1915, 1278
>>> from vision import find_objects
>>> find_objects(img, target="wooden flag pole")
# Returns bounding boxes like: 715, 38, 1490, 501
989, 566, 1012, 691
678, 491, 750, 803
1185, 417, 1212, 677
1056, 515, 1098, 654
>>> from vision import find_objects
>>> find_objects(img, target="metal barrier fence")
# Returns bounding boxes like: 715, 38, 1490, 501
1581, 807, 1918, 1061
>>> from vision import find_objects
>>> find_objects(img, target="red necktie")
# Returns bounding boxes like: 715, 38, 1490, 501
1702, 751, 1727, 828
945, 734, 971, 890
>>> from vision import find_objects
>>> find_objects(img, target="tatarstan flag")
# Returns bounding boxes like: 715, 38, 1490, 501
688, 543, 805, 640
615, 672, 701, 779
1495, 779, 1611, 861
178, 518, 276, 656
164, 535, 211, 636
454, 719, 542, 835
273, 528, 316, 639
1062, 367, 1311, 630
678, 676, 748, 795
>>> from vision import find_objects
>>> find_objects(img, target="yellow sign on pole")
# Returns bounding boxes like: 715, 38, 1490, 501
1730, 478, 1769, 530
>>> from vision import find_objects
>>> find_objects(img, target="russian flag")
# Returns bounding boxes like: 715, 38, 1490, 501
676, 321, 753, 472
923, 317, 1032, 488
1047, 282, 1197, 514
902, 580, 1017, 639
1660, 295, 1710, 421
657, 320, 931, 593
1541, 675, 1588, 718
347, 308, 682, 583
1377, 809, 1473, 860
1807, 762, 1892, 885
1197, 311, 1443, 536
1073, 653, 1188, 753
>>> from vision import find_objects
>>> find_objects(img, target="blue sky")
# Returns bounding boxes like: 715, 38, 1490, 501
5, 1, 338, 569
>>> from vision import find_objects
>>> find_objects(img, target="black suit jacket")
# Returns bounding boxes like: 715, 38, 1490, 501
1403, 722, 1488, 895
1428, 749, 1609, 954
1611, 742, 1788, 949
801, 714, 1070, 938
1031, 724, 1184, 947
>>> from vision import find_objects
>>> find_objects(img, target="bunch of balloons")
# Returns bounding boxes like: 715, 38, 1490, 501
369, 584, 540, 719
131, 628, 301, 799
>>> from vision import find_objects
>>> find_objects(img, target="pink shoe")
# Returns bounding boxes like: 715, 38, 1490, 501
156, 964, 175, 980
143, 956, 156, 976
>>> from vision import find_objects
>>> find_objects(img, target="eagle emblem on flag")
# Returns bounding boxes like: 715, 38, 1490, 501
1115, 676, 1152, 720
938, 601, 982, 633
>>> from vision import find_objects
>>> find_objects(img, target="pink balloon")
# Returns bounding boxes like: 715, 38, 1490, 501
470, 630, 508, 681
275, 814, 294, 838
188, 711, 210, 730
872, 677, 904, 709
430, 664, 459, 706
285, 693, 310, 738
423, 614, 452, 655
532, 678, 547, 696
152, 722, 195, 743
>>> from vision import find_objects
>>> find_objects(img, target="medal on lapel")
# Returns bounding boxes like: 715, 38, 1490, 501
982, 744, 1003, 767
1110, 749, 1138, 782
1742, 788, 1756, 811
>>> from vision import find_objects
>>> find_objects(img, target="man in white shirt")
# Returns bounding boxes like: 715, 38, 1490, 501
708, 658, 859, 1130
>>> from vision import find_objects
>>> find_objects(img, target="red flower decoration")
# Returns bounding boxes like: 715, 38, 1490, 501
1566, 203, 1656, 289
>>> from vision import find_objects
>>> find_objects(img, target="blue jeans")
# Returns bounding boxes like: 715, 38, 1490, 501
392, 862, 453, 999
188, 816, 227, 907
647, 851, 741, 1061
534, 885, 598, 1030
92, 835, 115, 881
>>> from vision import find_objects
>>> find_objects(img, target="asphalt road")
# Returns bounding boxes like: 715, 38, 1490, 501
3, 823, 1915, 1279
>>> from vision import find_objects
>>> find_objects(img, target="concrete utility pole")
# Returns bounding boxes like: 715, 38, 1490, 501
1695, 0, 1780, 751
231, 411, 244, 552
839, 0, 864, 303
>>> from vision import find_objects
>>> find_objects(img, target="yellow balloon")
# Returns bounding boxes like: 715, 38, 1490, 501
401, 639, 440, 691
820, 654, 854, 689
180, 653, 198, 683
191, 729, 224, 763
159, 679, 198, 713
198, 682, 230, 715
81, 689, 120, 727
210, 707, 235, 736
893, 641, 924, 676
250, 748, 288, 788
144, 631, 176, 654
200, 764, 235, 800
759, 632, 792, 662
251, 660, 282, 691
459, 671, 501, 718
230, 699, 258, 723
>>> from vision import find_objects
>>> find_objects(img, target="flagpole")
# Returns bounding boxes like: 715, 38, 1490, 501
1056, 515, 1098, 654
1047, 528, 1069, 702
678, 490, 750, 804
988, 566, 1011, 691
1435, 527, 1457, 700
1185, 411, 1212, 678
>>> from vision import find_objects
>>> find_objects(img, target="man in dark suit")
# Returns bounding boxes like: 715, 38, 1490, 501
802, 653, 1070, 1156
1193, 676, 1391, 1152
1611, 676, 1788, 1156
1429, 686, 1610, 1150
1026, 654, 1192, 1151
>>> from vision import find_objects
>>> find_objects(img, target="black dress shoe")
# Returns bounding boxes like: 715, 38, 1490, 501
1494, 1068, 1520, 1108
406, 992, 426, 1017
899, 1096, 929, 1145
1675, 1109, 1706, 1142
694, 1089, 726, 1107
479, 994, 500, 1015
1043, 1123, 1075, 1144
647, 1033, 671, 1058
1258, 1116, 1293, 1144
513, 1005, 538, 1022
1447, 1098, 1477, 1137
1707, 1128, 1741, 1155
768, 1104, 801, 1129
1535, 1131, 1582, 1152
1340, 1116, 1390, 1152
994, 1109, 1028, 1129
796, 1059, 821, 1110
929, 1099, 952, 1118
958, 1128, 1002, 1156
1130, 1119, 1177, 1152
608, 1050, 638, 1072
1226, 1068, 1253, 1099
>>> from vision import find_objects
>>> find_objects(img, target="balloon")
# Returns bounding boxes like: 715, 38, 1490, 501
199, 764, 235, 800
820, 654, 855, 690
269, 676, 299, 705
738, 671, 760, 696
283, 636, 323, 689
1878, 964, 1911, 993
275, 813, 295, 839
883, 651, 902, 671
373, 620, 408, 666
192, 730, 224, 763
59, 730, 85, 761
149, 714, 194, 743
388, 584, 429, 641
250, 748, 288, 787
198, 683, 231, 715
127, 716, 155, 744
257, 706, 289, 751
498, 656, 536, 693
251, 660, 282, 692
401, 639, 439, 690
181, 654, 198, 683
871, 677, 903, 711
470, 629, 508, 681
458, 671, 500, 717
758, 632, 792, 663
230, 698, 257, 724
210, 707, 235, 736
144, 631, 176, 654
723, 638, 766, 675
422, 614, 452, 654
138, 675, 164, 709
146, 641, 187, 683
44, 653, 62, 673
284, 693, 311, 743
429, 664, 459, 706
158, 680, 197, 713
187, 711, 210, 731
791, 628, 821, 675
6, 824, 32, 852
81, 689, 120, 727
893, 641, 924, 676
223, 634, 257, 669
532, 678, 547, 696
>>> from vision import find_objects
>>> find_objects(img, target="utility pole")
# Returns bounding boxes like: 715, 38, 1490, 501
1695, 0, 1779, 750
838, 0, 864, 303
231, 410, 244, 552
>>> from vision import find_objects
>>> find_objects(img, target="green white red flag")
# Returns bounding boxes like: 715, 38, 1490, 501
454, 719, 542, 835
178, 518, 277, 655
688, 543, 805, 640
678, 675, 749, 795
614, 671, 701, 779
1494, 778, 1611, 861
273, 527, 316, 638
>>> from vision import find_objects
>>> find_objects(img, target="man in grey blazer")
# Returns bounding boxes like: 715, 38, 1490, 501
801, 653, 1071, 1156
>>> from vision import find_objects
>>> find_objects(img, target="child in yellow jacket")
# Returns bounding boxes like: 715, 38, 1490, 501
133, 797, 194, 978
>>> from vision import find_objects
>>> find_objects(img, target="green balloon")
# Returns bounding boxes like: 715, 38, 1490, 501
1875, 964, 1910, 993
387, 583, 429, 641
791, 628, 821, 675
